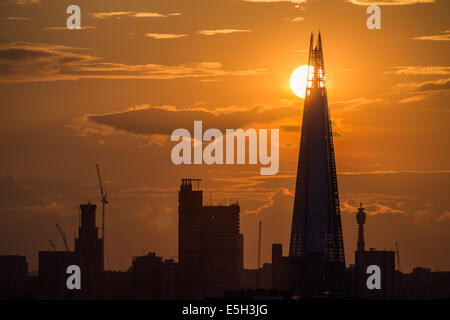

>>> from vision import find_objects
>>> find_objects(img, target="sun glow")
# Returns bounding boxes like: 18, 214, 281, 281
290, 65, 312, 99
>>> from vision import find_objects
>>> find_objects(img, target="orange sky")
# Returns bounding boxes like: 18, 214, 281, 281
0, 0, 449, 272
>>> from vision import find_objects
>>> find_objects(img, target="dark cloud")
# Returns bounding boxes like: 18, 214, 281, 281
85, 105, 295, 136
280, 125, 299, 132
0, 42, 265, 83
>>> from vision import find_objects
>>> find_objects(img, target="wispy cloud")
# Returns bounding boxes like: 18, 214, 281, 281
44, 26, 96, 31
198, 29, 252, 36
241, 0, 307, 3
394, 78, 450, 92
435, 210, 450, 222
339, 169, 450, 175
145, 33, 187, 39
283, 16, 304, 22
387, 66, 450, 75
398, 95, 425, 103
412, 30, 450, 41
15, 0, 39, 5
5, 17, 31, 21
330, 97, 384, 112
92, 11, 181, 19
347, 0, 434, 5
0, 42, 265, 83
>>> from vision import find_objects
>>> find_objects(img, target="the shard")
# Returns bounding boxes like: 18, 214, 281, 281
289, 33, 346, 296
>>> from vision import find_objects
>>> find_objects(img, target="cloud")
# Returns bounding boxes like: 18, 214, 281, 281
0, 42, 266, 83
398, 95, 425, 103
339, 169, 450, 175
145, 33, 187, 39
92, 11, 181, 19
387, 66, 450, 75
72, 104, 296, 137
241, 0, 306, 3
44, 26, 96, 31
341, 196, 406, 216
283, 16, 304, 22
412, 30, 450, 41
394, 78, 450, 92
330, 97, 384, 112
198, 29, 252, 36
5, 17, 31, 21
347, 0, 434, 5
15, 0, 39, 5
435, 210, 450, 222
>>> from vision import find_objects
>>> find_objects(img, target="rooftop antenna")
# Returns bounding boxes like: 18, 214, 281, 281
257, 221, 262, 287
258, 221, 262, 270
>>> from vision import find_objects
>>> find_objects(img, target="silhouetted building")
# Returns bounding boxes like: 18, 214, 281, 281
178, 178, 242, 298
38, 251, 84, 299
96, 271, 132, 300
240, 264, 273, 290
355, 249, 395, 299
0, 255, 28, 299
289, 32, 346, 296
271, 244, 290, 291
75, 203, 103, 296
396, 267, 450, 299
132, 252, 180, 299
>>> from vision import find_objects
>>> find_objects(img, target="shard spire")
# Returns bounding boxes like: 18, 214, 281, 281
289, 32, 346, 296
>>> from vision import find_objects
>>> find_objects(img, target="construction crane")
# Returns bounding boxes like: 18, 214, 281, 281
96, 163, 108, 269
48, 240, 56, 251
55, 224, 69, 251
395, 242, 401, 272
96, 163, 108, 241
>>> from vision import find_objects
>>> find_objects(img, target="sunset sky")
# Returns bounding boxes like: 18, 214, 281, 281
0, 0, 449, 273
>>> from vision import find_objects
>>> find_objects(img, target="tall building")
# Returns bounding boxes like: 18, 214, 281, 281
289, 33, 346, 296
178, 178, 242, 298
74, 203, 103, 296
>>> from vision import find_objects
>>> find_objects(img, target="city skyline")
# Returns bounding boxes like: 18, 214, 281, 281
0, 0, 449, 275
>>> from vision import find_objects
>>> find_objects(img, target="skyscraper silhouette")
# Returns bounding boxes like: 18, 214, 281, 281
178, 179, 242, 298
289, 33, 346, 296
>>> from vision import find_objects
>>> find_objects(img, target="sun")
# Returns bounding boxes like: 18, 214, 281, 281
290, 65, 311, 99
